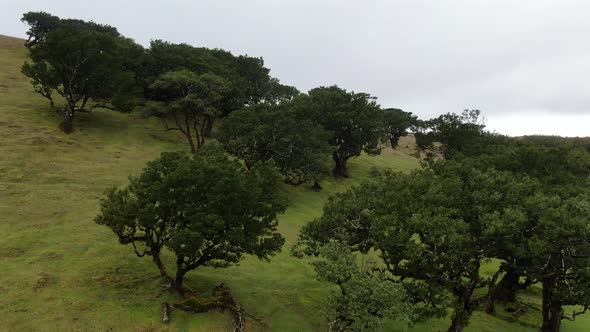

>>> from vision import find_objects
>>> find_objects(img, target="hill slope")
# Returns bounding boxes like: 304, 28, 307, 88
0, 34, 587, 331
0, 34, 25, 48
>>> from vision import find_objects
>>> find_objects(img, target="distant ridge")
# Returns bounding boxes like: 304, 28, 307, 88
0, 34, 25, 49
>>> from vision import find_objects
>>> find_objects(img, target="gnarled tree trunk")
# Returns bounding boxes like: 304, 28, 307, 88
448, 298, 475, 332
485, 268, 504, 314
486, 267, 534, 314
495, 268, 521, 302
332, 152, 349, 178
152, 250, 174, 287
448, 271, 480, 332
389, 134, 400, 149
175, 268, 187, 295
59, 109, 75, 133
541, 275, 563, 332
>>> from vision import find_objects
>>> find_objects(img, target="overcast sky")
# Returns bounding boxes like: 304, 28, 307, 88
2, 0, 589, 136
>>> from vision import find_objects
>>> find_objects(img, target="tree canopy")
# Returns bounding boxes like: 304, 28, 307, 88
95, 144, 287, 293
146, 70, 231, 152
414, 109, 491, 159
311, 242, 411, 331
144, 41, 296, 109
294, 155, 590, 332
292, 86, 387, 177
20, 12, 299, 136
140, 40, 299, 141
218, 104, 331, 186
383, 108, 417, 149
458, 142, 590, 331
21, 11, 143, 133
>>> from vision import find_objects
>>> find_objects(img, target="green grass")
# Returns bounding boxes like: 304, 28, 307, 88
0, 34, 585, 331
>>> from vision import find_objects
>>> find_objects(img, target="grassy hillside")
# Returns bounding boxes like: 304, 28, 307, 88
0, 34, 587, 331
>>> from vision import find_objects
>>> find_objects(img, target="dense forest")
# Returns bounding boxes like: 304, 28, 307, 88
2, 11, 590, 332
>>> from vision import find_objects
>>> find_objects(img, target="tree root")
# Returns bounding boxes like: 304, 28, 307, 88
162, 302, 171, 323
214, 283, 245, 332
162, 283, 246, 332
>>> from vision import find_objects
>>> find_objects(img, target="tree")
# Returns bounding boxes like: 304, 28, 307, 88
95, 144, 287, 294
293, 86, 387, 177
218, 104, 331, 185
414, 109, 487, 159
448, 142, 590, 314
474, 143, 590, 330
514, 190, 590, 332
142, 40, 294, 137
382, 108, 417, 148
295, 160, 542, 332
21, 12, 142, 133
413, 125, 590, 316
312, 242, 410, 332
143, 40, 244, 133
146, 70, 230, 153
481, 180, 590, 331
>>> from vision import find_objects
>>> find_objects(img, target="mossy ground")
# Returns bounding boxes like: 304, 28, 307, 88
1, 34, 588, 331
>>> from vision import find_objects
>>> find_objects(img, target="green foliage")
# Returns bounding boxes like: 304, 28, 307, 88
218, 104, 331, 185
520, 135, 590, 153
296, 159, 554, 331
490, 185, 590, 331
144, 40, 242, 114
21, 11, 143, 133
383, 108, 417, 149
228, 55, 300, 105
145, 40, 232, 78
144, 40, 298, 113
473, 141, 590, 189
414, 109, 491, 159
141, 40, 300, 146
95, 143, 287, 290
297, 138, 590, 331
476, 143, 590, 330
146, 70, 231, 152
20, 12, 61, 48
260, 78, 301, 104
21, 11, 121, 49
313, 242, 410, 331
439, 140, 590, 329
292, 86, 387, 177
